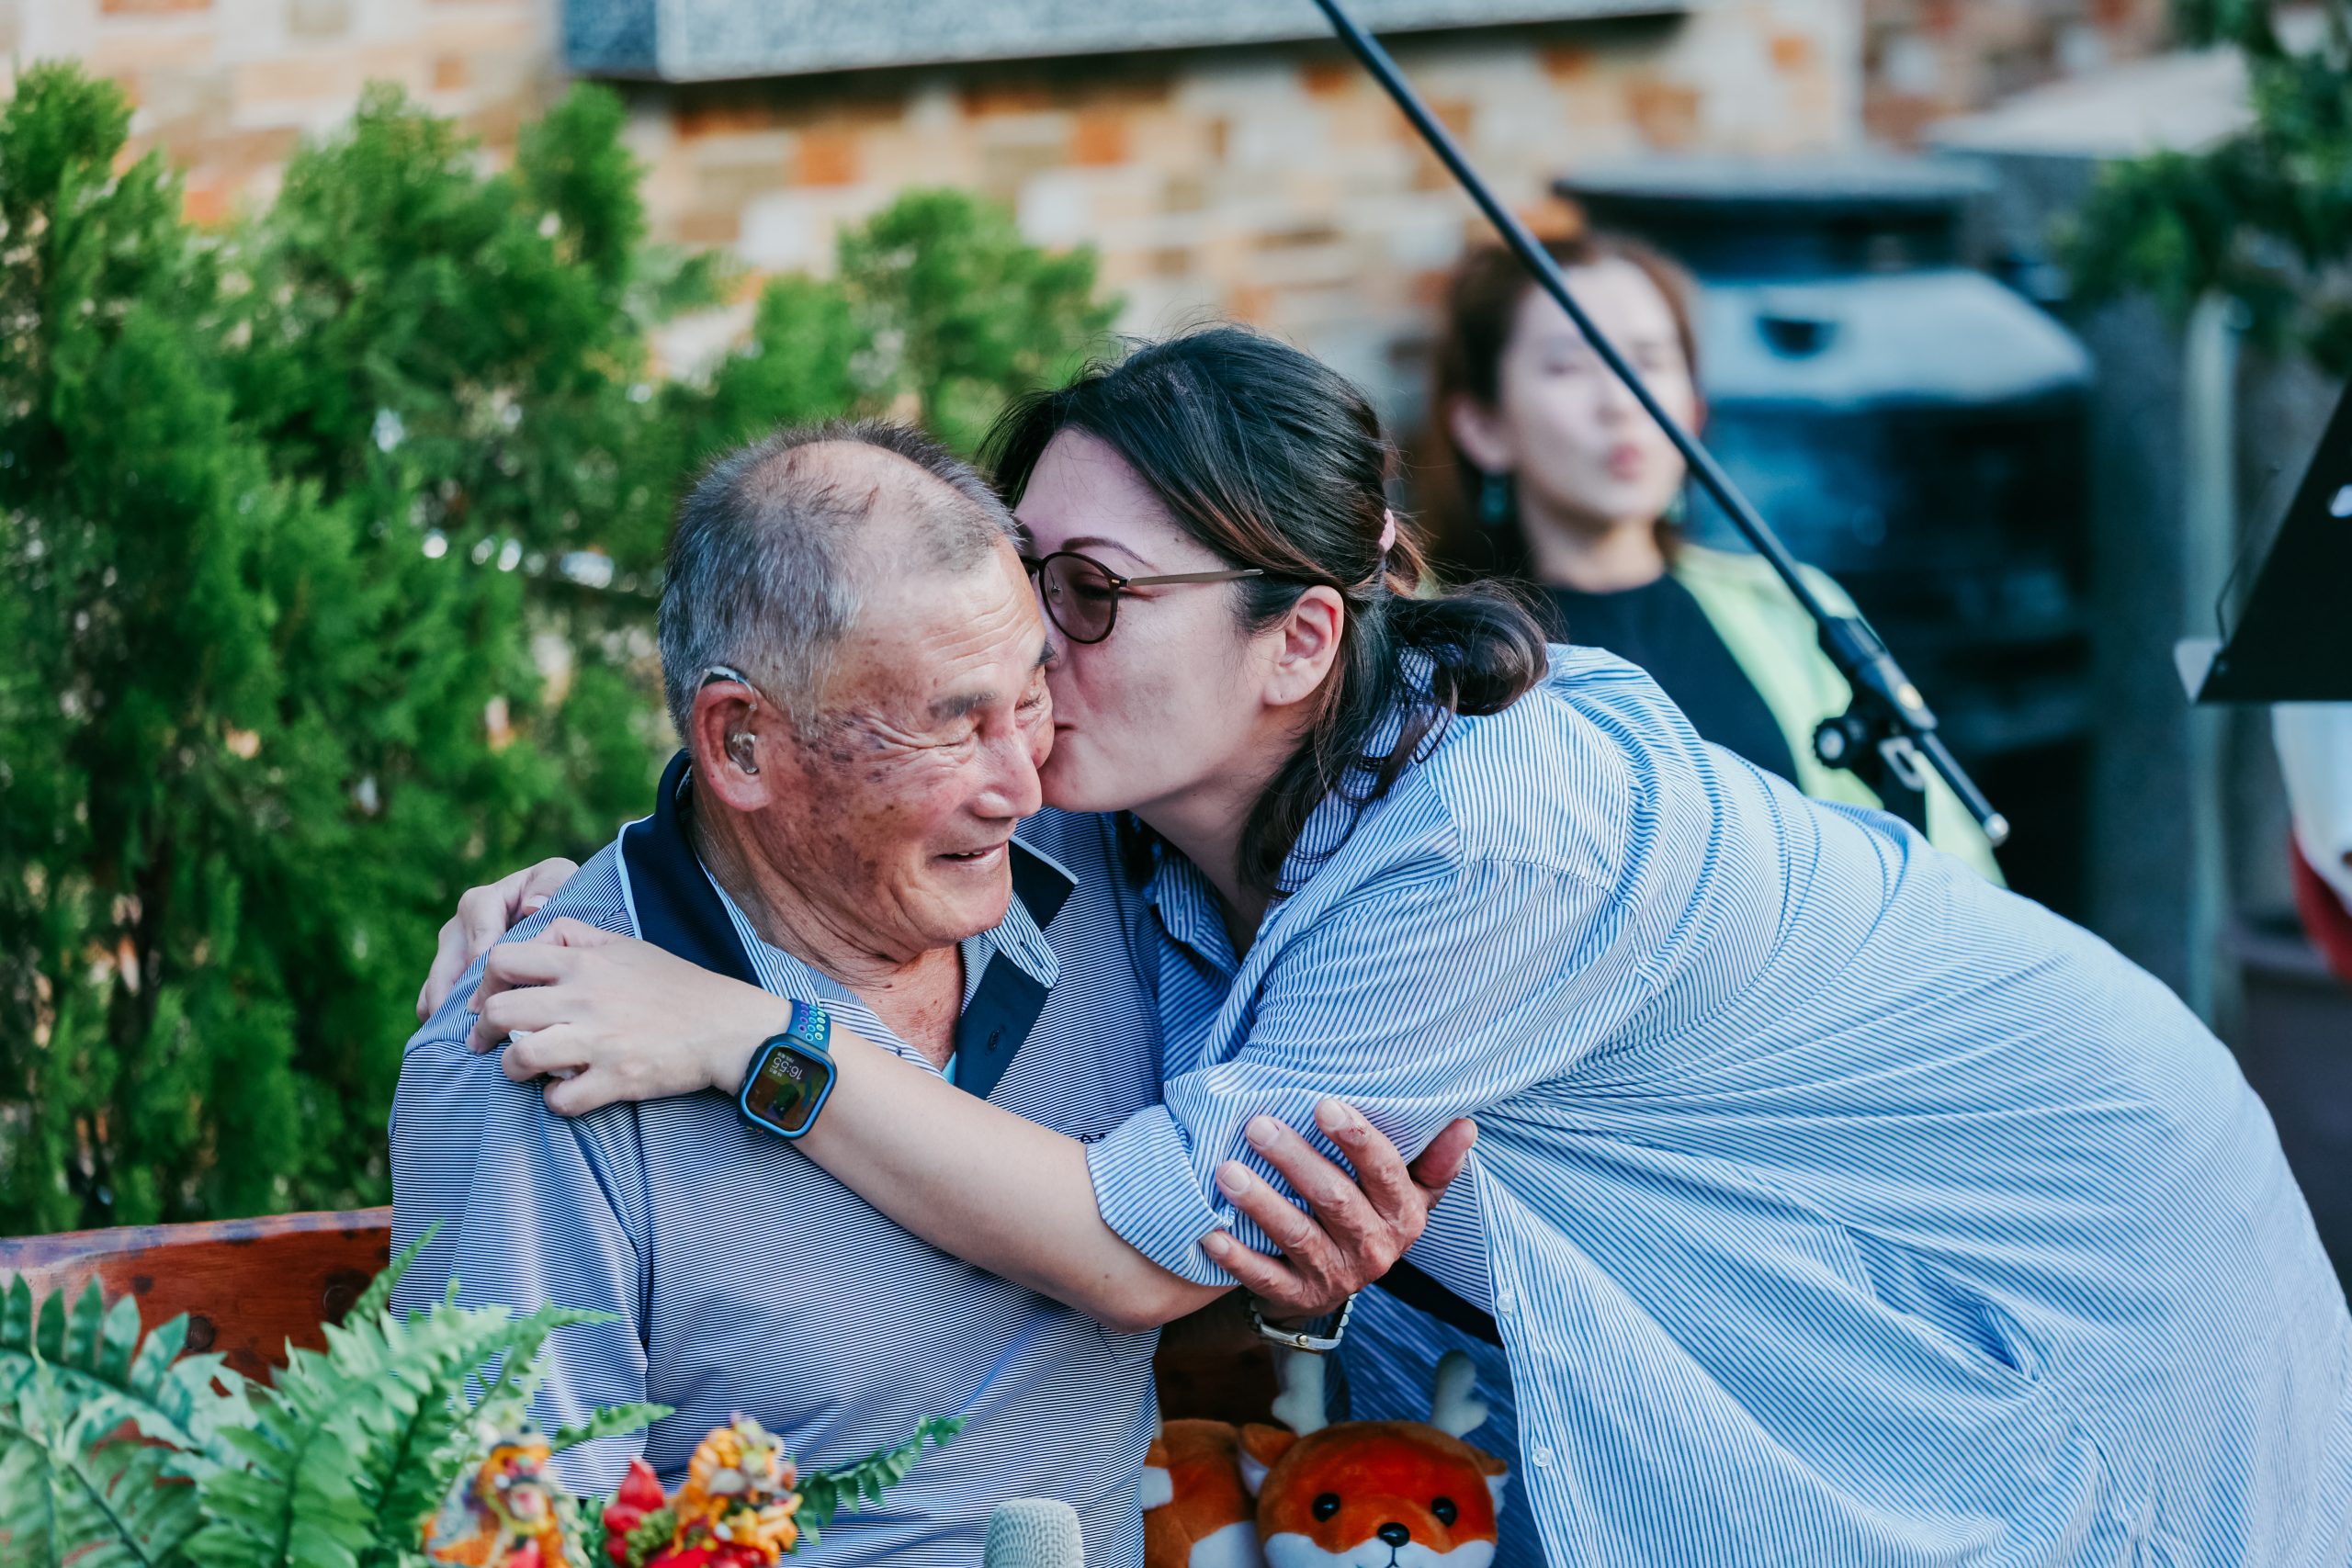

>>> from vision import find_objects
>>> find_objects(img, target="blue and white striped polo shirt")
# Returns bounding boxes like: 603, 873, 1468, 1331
1089, 646, 2352, 1566
390, 772, 1166, 1568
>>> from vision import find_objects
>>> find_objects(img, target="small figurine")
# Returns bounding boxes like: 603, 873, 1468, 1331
603, 1416, 804, 1568
424, 1432, 577, 1568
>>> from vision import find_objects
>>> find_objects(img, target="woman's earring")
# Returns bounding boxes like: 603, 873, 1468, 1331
1478, 469, 1512, 528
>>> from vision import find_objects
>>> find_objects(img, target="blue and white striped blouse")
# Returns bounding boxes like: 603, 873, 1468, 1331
1089, 647, 2352, 1565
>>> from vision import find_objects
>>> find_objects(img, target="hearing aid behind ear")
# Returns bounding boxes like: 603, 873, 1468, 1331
729, 732, 759, 774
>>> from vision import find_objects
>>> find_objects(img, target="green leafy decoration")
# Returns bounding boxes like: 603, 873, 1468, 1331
182, 1298, 628, 1568
0, 1275, 252, 1568
793, 1415, 967, 1547
1, 1279, 249, 1468
0, 66, 1119, 1240
548, 1404, 674, 1457
0, 1364, 208, 1568
0, 1258, 965, 1566
620, 1505, 677, 1564
2067, 0, 2352, 373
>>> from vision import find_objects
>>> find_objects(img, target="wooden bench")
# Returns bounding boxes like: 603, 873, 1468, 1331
0, 1207, 394, 1384
0, 1208, 1277, 1416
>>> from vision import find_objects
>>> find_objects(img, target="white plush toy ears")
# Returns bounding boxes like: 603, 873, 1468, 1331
1268, 1348, 1329, 1438
1427, 1350, 1489, 1438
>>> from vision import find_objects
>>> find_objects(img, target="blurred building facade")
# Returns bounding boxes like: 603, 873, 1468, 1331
2, 0, 2164, 408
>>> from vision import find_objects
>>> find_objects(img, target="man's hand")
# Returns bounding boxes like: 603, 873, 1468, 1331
416, 857, 581, 1021
1201, 1101, 1476, 1322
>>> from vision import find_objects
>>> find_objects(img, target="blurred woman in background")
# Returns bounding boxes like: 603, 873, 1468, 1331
1429, 232, 2002, 877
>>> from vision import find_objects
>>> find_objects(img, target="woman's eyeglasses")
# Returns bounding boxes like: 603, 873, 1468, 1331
1023, 550, 1264, 645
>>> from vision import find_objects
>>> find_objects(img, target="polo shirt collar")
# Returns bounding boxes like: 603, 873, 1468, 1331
618, 749, 1068, 1047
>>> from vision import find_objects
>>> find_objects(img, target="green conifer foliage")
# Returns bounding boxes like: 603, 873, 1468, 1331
2071, 0, 2352, 371
0, 67, 1114, 1235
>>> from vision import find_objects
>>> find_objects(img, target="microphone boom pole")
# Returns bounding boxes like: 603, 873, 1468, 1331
1310, 0, 2009, 848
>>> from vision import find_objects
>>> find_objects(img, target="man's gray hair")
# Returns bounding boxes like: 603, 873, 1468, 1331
658, 420, 1019, 740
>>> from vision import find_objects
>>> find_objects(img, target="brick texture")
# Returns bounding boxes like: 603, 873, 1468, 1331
1862, 0, 2169, 143
11, 1, 2140, 416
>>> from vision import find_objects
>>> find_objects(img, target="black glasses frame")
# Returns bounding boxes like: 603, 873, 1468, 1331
1022, 550, 1265, 645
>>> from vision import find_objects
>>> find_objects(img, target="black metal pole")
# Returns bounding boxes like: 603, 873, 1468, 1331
1310, 0, 2007, 847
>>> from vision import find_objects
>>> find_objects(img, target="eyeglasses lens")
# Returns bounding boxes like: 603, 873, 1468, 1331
1039, 555, 1119, 643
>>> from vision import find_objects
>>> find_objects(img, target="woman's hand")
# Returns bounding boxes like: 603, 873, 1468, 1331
415, 856, 580, 1020
465, 917, 789, 1114
1206, 1104, 1476, 1321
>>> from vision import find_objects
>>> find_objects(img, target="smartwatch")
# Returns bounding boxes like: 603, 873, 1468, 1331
737, 1000, 836, 1140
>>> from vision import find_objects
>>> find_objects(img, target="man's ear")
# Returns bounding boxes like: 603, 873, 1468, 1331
1236, 1425, 1295, 1497
688, 681, 776, 813
1263, 586, 1344, 711
1445, 393, 1513, 478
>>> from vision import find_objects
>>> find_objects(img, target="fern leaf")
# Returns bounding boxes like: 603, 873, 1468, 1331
548, 1403, 670, 1455
348, 1224, 437, 1329
182, 1344, 379, 1568
795, 1414, 964, 1532
62, 1280, 106, 1373
2, 1277, 33, 1359
0, 1364, 205, 1568
0, 1276, 254, 1472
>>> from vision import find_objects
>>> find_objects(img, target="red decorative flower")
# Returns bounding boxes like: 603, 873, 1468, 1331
604, 1460, 670, 1564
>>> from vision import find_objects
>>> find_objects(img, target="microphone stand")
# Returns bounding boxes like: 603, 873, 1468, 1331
1310, 0, 2009, 848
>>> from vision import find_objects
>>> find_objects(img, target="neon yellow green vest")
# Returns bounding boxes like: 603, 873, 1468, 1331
1670, 544, 2005, 883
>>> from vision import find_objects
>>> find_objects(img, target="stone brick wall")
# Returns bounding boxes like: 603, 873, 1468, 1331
623, 6, 1860, 403
7, 0, 1860, 412
5, 0, 560, 223
1861, 0, 2172, 144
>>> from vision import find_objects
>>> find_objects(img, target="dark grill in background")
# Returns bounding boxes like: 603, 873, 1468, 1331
1559, 159, 2096, 916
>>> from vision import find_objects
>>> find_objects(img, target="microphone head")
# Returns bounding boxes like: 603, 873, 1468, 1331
983, 1497, 1084, 1568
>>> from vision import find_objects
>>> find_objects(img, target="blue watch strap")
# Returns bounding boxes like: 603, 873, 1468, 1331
780, 998, 831, 1055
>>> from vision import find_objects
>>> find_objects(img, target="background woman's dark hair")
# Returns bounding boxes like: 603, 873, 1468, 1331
1424, 230, 1702, 581
984, 326, 1551, 897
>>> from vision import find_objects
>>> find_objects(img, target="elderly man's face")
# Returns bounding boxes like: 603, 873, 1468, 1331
758, 538, 1054, 959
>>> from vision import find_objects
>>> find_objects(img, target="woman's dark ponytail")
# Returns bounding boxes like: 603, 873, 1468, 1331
986, 326, 1553, 896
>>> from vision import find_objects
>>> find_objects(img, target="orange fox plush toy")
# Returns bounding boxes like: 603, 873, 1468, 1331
1142, 1351, 1510, 1568
1240, 1351, 1509, 1568
1143, 1418, 1264, 1568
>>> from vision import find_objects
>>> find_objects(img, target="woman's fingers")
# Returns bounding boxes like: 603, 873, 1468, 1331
473, 987, 581, 1056
473, 936, 582, 1009
515, 856, 579, 910
537, 916, 619, 949
544, 1064, 625, 1118
418, 910, 481, 1023
502, 1023, 589, 1082
413, 859, 579, 1021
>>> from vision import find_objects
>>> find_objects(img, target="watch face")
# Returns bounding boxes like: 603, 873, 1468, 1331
744, 1042, 831, 1136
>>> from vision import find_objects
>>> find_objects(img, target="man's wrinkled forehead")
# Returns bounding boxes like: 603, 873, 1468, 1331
829, 539, 1046, 728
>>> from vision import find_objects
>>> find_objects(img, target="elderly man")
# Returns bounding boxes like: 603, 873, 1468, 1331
392, 423, 1460, 1568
